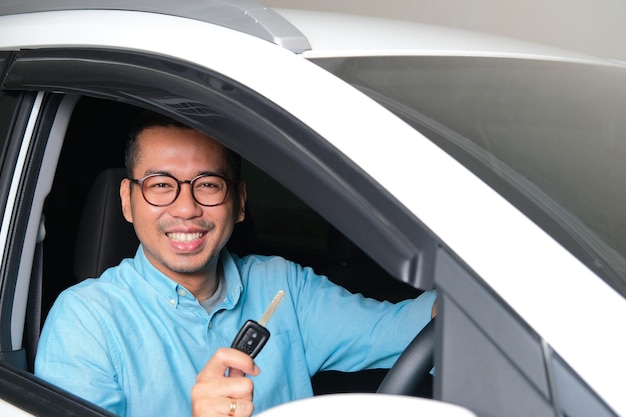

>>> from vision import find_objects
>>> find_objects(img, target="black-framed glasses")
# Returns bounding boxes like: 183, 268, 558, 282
129, 173, 235, 207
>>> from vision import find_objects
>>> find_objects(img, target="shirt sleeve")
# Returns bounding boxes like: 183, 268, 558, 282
288, 262, 437, 374
35, 289, 126, 416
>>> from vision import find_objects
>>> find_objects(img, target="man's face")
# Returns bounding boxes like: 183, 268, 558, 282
120, 126, 246, 285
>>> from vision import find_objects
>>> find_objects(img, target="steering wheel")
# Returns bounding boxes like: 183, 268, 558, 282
376, 318, 436, 396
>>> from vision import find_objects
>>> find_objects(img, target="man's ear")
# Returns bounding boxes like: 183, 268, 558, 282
120, 178, 134, 223
236, 181, 247, 223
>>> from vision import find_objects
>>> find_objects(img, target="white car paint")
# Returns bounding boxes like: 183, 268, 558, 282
275, 8, 611, 63
257, 393, 478, 417
0, 399, 34, 417
0, 8, 624, 415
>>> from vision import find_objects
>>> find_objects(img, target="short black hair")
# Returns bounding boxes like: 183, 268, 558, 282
125, 110, 241, 180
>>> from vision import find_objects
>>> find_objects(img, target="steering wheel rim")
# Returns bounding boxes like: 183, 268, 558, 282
376, 317, 436, 396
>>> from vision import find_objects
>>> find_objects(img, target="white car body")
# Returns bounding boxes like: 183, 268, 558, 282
0, 2, 624, 416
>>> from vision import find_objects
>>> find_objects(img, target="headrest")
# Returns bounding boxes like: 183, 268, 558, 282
73, 168, 138, 280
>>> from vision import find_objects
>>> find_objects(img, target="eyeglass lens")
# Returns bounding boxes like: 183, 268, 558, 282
141, 174, 228, 206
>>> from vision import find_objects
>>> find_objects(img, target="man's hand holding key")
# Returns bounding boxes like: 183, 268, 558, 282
192, 291, 285, 417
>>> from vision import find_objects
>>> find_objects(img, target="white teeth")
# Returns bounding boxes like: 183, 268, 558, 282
167, 232, 203, 242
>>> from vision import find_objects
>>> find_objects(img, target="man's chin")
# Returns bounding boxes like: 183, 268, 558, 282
166, 258, 213, 275
144, 245, 221, 277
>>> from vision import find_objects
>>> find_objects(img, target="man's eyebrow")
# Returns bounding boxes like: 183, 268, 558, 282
197, 170, 227, 177
140, 169, 228, 178
141, 169, 172, 177
143, 169, 172, 175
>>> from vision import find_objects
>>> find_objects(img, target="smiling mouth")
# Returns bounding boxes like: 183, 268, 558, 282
167, 232, 205, 243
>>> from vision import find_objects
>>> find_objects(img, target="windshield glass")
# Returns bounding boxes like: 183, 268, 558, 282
312, 56, 626, 298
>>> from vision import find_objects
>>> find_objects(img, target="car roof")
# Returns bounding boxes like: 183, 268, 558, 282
276, 8, 619, 65
2, 0, 619, 67
0, 0, 311, 53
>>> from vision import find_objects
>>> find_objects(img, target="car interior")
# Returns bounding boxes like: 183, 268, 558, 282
35, 96, 427, 397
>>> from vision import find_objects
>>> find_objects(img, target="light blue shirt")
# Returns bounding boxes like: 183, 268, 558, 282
36, 246, 436, 416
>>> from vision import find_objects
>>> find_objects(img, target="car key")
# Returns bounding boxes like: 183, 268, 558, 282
231, 290, 285, 358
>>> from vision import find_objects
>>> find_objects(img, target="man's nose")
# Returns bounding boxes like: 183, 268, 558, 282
168, 183, 203, 218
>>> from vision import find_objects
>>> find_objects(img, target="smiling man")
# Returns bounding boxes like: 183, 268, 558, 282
121, 123, 245, 301
35, 111, 436, 417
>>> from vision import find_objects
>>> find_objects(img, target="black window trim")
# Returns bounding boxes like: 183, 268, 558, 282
0, 361, 116, 416
0, 90, 39, 356
0, 92, 63, 368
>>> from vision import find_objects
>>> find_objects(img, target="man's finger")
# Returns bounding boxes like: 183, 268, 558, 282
223, 399, 254, 417
198, 348, 260, 380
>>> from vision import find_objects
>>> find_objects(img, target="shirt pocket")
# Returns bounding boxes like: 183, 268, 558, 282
252, 328, 314, 412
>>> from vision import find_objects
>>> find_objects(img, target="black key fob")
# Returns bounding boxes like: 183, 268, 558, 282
231, 320, 271, 358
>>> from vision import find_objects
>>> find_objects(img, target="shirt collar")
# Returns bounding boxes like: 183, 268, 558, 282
132, 245, 243, 310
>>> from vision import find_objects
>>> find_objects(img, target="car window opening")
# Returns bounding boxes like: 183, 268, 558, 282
39, 96, 424, 396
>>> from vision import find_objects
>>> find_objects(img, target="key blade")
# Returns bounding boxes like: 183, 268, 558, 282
258, 290, 285, 327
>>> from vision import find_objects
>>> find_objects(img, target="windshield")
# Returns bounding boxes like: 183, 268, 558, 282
312, 56, 626, 298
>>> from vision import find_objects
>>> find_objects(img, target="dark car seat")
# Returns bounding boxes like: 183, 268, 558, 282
73, 168, 138, 281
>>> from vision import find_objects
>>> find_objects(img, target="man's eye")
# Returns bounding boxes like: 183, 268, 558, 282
195, 179, 224, 194
197, 182, 219, 188
149, 182, 175, 189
